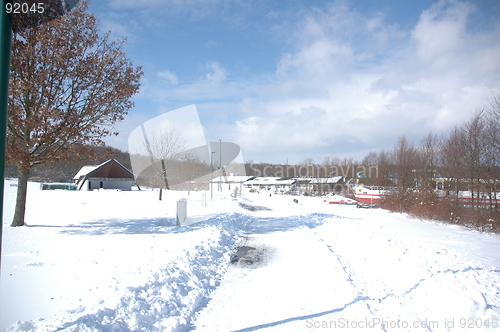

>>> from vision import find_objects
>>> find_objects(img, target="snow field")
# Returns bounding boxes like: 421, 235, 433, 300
1, 181, 500, 331
1, 181, 244, 331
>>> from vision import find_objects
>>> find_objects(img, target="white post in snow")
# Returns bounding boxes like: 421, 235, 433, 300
176, 198, 187, 225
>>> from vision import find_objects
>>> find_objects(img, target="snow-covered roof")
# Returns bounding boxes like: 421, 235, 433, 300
73, 158, 121, 180
245, 177, 296, 186
73, 159, 134, 182
308, 176, 343, 184
73, 165, 98, 180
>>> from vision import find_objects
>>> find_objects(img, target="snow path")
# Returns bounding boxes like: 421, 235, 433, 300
192, 227, 376, 332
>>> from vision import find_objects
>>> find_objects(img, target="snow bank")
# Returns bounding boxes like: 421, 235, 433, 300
3, 214, 253, 331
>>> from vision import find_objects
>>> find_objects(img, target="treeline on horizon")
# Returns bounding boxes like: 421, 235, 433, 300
7, 94, 499, 231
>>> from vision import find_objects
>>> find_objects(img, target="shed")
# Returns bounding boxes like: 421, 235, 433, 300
73, 159, 135, 191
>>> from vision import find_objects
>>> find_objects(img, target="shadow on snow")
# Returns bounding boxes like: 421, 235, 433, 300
25, 213, 350, 236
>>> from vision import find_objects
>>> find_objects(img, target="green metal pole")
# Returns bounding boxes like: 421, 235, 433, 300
0, 0, 13, 270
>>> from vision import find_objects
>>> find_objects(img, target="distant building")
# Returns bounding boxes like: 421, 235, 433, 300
243, 176, 343, 194
244, 177, 296, 191
73, 159, 135, 191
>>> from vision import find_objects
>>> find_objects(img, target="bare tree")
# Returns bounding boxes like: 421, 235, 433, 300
7, 1, 142, 226
175, 153, 211, 194
361, 151, 391, 186
376, 150, 393, 187
417, 132, 440, 188
439, 127, 466, 199
393, 136, 418, 188
461, 111, 487, 210
141, 125, 188, 198
392, 135, 418, 212
484, 93, 500, 229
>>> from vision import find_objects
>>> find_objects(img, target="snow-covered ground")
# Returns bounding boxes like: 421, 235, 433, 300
1, 180, 500, 331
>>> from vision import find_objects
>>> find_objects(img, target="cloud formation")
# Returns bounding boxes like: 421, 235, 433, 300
204, 62, 227, 85
225, 0, 500, 163
157, 69, 179, 86
96, 0, 500, 164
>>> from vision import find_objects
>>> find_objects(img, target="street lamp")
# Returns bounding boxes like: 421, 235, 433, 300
219, 139, 222, 191
211, 151, 215, 199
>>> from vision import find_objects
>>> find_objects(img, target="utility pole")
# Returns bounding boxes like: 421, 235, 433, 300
0, 0, 13, 270
211, 151, 215, 199
219, 139, 222, 192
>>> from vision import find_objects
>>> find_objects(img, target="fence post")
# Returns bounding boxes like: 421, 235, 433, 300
176, 198, 187, 225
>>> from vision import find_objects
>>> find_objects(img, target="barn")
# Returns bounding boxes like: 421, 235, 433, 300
73, 159, 135, 191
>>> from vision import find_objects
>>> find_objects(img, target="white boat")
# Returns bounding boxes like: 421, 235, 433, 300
353, 185, 388, 204
321, 194, 358, 205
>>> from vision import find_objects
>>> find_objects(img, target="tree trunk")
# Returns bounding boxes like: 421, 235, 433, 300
11, 167, 30, 227
161, 159, 169, 190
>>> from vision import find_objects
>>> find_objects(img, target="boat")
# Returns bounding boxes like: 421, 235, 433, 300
321, 194, 358, 205
353, 185, 389, 204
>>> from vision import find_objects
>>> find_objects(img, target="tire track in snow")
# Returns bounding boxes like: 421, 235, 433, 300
310, 217, 500, 330
306, 226, 389, 332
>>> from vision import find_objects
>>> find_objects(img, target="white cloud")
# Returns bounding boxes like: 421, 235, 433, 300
98, 12, 141, 42
157, 69, 179, 86
204, 62, 227, 85
236, 117, 260, 135
411, 0, 473, 62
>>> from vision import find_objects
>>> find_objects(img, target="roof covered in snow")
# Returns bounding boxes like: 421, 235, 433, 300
245, 177, 296, 186
308, 176, 343, 184
73, 166, 99, 180
73, 159, 134, 182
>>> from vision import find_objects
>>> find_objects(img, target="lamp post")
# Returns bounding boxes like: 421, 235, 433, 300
0, 0, 13, 270
211, 151, 215, 199
219, 139, 222, 192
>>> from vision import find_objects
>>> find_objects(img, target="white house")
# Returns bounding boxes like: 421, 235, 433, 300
73, 159, 135, 191
244, 177, 296, 191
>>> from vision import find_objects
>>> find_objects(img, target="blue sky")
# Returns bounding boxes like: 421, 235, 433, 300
88, 0, 500, 164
